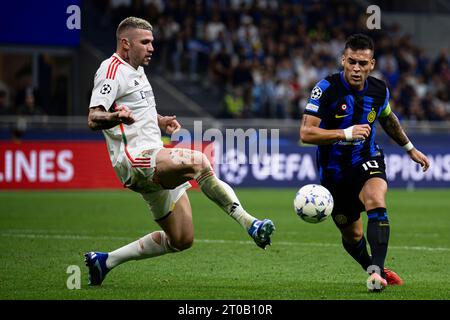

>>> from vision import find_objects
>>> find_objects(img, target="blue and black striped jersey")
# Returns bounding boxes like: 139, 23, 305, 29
304, 71, 392, 183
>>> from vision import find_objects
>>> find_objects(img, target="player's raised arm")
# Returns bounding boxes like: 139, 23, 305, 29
300, 114, 371, 145
378, 107, 430, 172
88, 105, 135, 130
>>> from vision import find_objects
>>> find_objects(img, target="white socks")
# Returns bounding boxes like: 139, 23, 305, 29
219, 179, 256, 230
196, 169, 256, 230
106, 231, 176, 269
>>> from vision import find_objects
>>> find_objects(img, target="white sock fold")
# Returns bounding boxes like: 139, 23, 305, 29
106, 231, 175, 269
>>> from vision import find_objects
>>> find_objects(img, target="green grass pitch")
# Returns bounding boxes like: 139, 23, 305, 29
0, 188, 449, 300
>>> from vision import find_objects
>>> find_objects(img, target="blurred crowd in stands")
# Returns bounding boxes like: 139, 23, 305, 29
105, 0, 449, 121
2, 0, 449, 122
0, 57, 68, 118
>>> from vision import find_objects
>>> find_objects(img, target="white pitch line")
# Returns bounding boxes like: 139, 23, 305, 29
0, 231, 449, 252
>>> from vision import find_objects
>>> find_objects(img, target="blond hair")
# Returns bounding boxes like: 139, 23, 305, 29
116, 17, 153, 41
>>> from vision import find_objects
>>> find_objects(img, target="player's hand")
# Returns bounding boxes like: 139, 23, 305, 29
159, 115, 181, 134
115, 105, 135, 125
343, 124, 371, 141
408, 148, 430, 172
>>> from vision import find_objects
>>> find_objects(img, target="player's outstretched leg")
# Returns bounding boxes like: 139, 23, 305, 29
195, 169, 275, 249
84, 252, 110, 286
156, 148, 275, 249
84, 231, 178, 286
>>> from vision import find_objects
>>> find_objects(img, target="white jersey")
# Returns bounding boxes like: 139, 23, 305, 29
89, 53, 163, 182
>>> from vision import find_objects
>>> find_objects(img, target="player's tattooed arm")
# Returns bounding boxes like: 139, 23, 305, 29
379, 108, 431, 171
378, 112, 409, 146
88, 105, 135, 130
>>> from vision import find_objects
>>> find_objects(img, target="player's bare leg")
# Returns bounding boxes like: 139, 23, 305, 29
107, 192, 193, 265
155, 147, 275, 249
156, 192, 194, 251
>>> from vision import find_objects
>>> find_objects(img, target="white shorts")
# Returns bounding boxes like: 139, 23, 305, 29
118, 147, 191, 220
141, 181, 191, 221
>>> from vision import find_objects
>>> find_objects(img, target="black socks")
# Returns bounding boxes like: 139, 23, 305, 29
367, 207, 390, 272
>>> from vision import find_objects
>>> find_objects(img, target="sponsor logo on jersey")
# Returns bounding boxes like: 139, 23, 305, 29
335, 214, 347, 225
305, 103, 319, 112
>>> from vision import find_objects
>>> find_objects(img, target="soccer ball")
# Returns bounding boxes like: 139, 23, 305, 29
294, 184, 334, 223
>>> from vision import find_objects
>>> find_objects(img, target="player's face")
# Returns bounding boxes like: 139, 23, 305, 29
341, 49, 375, 91
127, 29, 154, 68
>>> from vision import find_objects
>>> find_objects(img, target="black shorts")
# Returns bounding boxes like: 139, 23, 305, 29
321, 156, 387, 229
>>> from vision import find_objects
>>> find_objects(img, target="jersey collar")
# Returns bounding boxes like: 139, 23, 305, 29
112, 53, 142, 72
340, 71, 368, 95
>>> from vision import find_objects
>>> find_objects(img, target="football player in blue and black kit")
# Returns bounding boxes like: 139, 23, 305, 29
300, 34, 430, 291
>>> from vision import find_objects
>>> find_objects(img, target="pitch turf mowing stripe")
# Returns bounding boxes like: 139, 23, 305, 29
1, 230, 449, 252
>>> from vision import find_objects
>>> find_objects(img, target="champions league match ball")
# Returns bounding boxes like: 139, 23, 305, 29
294, 184, 334, 224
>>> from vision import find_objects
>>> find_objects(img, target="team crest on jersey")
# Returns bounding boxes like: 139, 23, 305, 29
367, 108, 376, 123
310, 86, 322, 100
334, 214, 347, 225
100, 83, 112, 95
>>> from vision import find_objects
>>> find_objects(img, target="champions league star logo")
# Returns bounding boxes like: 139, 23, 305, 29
100, 84, 112, 95
220, 150, 248, 185
310, 86, 322, 100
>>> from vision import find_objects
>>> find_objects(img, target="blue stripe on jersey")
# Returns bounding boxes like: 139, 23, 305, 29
327, 146, 344, 181
351, 95, 376, 165
317, 149, 323, 181
339, 95, 355, 129
308, 79, 331, 106
380, 87, 390, 112
317, 144, 344, 182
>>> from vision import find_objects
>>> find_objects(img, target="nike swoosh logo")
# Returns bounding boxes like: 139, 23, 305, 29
335, 114, 350, 118
370, 171, 382, 175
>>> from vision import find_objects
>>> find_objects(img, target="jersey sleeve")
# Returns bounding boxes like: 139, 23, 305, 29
89, 63, 120, 111
378, 87, 392, 118
303, 78, 331, 119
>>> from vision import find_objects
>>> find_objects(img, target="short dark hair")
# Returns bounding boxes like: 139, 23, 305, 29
116, 17, 153, 41
344, 34, 374, 52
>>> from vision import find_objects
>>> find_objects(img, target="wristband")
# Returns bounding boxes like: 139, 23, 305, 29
402, 141, 414, 152
343, 126, 354, 141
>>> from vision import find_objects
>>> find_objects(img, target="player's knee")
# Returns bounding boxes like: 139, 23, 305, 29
364, 196, 385, 210
343, 229, 363, 244
191, 151, 211, 173
364, 190, 386, 208
344, 231, 363, 244
362, 187, 386, 209
169, 235, 194, 251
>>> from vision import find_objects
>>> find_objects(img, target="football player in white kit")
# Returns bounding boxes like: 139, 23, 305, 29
84, 17, 275, 285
